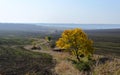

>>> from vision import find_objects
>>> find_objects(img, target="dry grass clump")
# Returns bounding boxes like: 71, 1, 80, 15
92, 56, 120, 75
53, 52, 82, 75
55, 61, 84, 75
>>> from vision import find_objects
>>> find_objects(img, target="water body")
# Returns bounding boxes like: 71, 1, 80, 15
36, 24, 120, 29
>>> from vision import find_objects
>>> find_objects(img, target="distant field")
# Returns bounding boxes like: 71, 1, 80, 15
86, 29, 120, 58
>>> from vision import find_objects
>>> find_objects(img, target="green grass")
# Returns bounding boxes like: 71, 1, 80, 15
0, 46, 55, 75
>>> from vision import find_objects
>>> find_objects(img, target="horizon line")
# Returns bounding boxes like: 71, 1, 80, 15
0, 22, 120, 25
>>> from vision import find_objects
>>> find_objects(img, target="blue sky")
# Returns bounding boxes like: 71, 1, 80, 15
0, 0, 120, 24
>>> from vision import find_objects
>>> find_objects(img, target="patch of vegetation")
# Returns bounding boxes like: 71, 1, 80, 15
74, 61, 91, 71
0, 46, 55, 75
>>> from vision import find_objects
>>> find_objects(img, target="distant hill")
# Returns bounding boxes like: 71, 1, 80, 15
0, 23, 120, 32
0, 23, 44, 31
0, 23, 68, 32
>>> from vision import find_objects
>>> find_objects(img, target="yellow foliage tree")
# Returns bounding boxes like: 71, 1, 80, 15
56, 28, 94, 61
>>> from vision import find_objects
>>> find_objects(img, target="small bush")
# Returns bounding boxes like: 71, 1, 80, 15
70, 59, 92, 71
75, 62, 91, 71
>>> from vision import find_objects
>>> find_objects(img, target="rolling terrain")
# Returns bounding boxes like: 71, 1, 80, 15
0, 23, 120, 74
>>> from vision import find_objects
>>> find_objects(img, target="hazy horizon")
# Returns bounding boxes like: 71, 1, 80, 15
0, 23, 120, 30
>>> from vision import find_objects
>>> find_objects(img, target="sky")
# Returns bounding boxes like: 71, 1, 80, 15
0, 0, 120, 24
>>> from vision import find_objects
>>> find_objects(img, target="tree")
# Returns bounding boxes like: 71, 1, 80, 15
56, 28, 94, 62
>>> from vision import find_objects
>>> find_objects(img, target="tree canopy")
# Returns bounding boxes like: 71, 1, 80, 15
56, 28, 94, 61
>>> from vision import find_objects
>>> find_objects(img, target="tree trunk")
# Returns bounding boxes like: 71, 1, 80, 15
76, 54, 80, 62
75, 50, 80, 62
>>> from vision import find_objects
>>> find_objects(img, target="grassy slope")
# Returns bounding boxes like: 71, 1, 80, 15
0, 46, 55, 75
